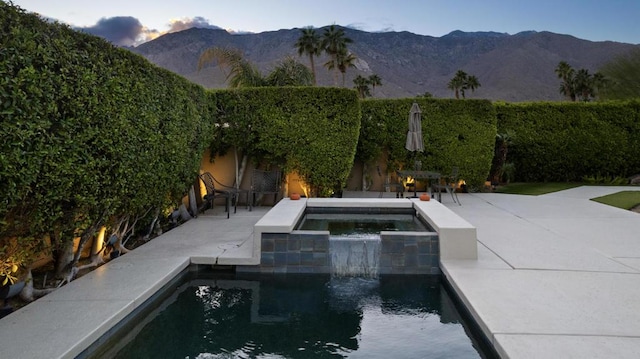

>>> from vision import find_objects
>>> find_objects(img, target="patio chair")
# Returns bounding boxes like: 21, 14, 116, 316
249, 169, 282, 210
433, 166, 461, 205
379, 165, 404, 198
199, 172, 234, 218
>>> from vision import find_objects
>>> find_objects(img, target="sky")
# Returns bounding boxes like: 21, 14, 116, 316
8, 0, 640, 46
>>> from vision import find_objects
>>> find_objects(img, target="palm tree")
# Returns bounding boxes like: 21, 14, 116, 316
465, 75, 481, 97
590, 72, 608, 99
266, 56, 313, 86
294, 27, 321, 85
368, 74, 382, 96
447, 70, 468, 99
353, 75, 371, 98
198, 47, 265, 87
574, 68, 593, 101
555, 61, 576, 101
321, 25, 352, 86
336, 49, 357, 87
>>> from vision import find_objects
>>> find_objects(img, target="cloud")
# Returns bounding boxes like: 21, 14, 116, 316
76, 16, 143, 47
167, 16, 222, 33
346, 22, 366, 31
76, 16, 224, 47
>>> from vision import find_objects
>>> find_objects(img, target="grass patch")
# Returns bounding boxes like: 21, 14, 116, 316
494, 182, 582, 195
591, 191, 640, 210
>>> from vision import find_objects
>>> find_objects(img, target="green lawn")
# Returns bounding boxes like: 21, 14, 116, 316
494, 182, 582, 195
591, 191, 640, 210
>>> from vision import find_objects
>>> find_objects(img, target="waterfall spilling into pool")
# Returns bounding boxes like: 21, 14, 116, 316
330, 235, 381, 278
241, 197, 483, 276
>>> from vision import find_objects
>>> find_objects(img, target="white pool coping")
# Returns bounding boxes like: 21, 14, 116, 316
253, 197, 478, 263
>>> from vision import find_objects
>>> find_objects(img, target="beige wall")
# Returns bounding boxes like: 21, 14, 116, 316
199, 149, 435, 198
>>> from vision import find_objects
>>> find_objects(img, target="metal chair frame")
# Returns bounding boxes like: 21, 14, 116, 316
249, 169, 282, 210
199, 172, 244, 218
433, 166, 461, 205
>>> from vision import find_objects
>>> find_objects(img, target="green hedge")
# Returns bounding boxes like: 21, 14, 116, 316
209, 87, 361, 196
358, 99, 497, 189
0, 3, 210, 253
495, 101, 640, 182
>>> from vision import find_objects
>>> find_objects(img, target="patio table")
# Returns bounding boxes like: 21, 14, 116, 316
396, 170, 442, 200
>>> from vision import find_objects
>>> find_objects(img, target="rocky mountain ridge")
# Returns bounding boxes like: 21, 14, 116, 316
129, 27, 639, 101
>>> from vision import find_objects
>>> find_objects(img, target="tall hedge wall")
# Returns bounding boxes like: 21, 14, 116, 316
358, 99, 497, 189
0, 3, 211, 246
208, 87, 361, 196
495, 101, 640, 182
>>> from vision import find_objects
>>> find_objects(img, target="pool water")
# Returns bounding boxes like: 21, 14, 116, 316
297, 213, 432, 235
107, 272, 492, 359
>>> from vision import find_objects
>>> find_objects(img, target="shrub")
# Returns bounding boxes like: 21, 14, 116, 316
495, 101, 640, 182
209, 87, 361, 196
359, 99, 496, 189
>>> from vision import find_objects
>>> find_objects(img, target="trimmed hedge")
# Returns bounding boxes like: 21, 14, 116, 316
209, 87, 361, 196
1, 3, 210, 247
358, 99, 497, 189
495, 101, 640, 182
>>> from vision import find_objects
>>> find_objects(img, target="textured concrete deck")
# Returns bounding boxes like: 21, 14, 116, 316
0, 206, 269, 359
1, 186, 639, 358
442, 186, 640, 358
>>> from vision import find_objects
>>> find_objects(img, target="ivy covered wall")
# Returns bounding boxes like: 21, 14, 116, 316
1, 3, 211, 269
208, 87, 361, 196
358, 99, 497, 189
495, 101, 640, 182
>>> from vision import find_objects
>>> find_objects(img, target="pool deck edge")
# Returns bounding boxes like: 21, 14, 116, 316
2, 187, 640, 358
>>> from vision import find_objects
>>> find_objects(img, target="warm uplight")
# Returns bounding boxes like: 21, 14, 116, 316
299, 182, 311, 198
92, 226, 106, 257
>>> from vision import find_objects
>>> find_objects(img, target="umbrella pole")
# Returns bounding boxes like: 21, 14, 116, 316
413, 153, 418, 197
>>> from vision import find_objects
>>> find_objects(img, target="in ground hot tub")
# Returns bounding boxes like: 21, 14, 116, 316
294, 207, 436, 277
238, 198, 477, 276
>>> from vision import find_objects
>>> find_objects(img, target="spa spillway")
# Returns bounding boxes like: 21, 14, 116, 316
238, 198, 477, 276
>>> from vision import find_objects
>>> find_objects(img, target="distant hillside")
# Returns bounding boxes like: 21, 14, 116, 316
129, 27, 639, 102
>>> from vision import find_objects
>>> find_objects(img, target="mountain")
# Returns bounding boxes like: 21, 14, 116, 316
129, 27, 639, 102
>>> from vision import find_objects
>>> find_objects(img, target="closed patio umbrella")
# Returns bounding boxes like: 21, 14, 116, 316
405, 102, 424, 160
404, 102, 424, 197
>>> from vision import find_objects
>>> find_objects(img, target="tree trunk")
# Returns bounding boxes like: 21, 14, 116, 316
236, 149, 248, 189
71, 220, 103, 267
309, 54, 316, 85
361, 162, 369, 191
188, 186, 198, 217
19, 269, 55, 302
54, 238, 74, 278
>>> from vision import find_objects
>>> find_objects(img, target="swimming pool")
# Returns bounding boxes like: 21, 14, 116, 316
88, 269, 495, 358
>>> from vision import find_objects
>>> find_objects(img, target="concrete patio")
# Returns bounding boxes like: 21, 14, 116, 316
0, 186, 639, 358
443, 186, 640, 358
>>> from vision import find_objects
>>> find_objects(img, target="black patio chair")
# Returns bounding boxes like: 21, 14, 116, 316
433, 166, 461, 205
378, 165, 404, 198
199, 172, 234, 218
249, 169, 282, 210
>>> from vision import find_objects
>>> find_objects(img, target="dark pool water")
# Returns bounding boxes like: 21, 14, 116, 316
297, 213, 431, 235
109, 273, 490, 359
